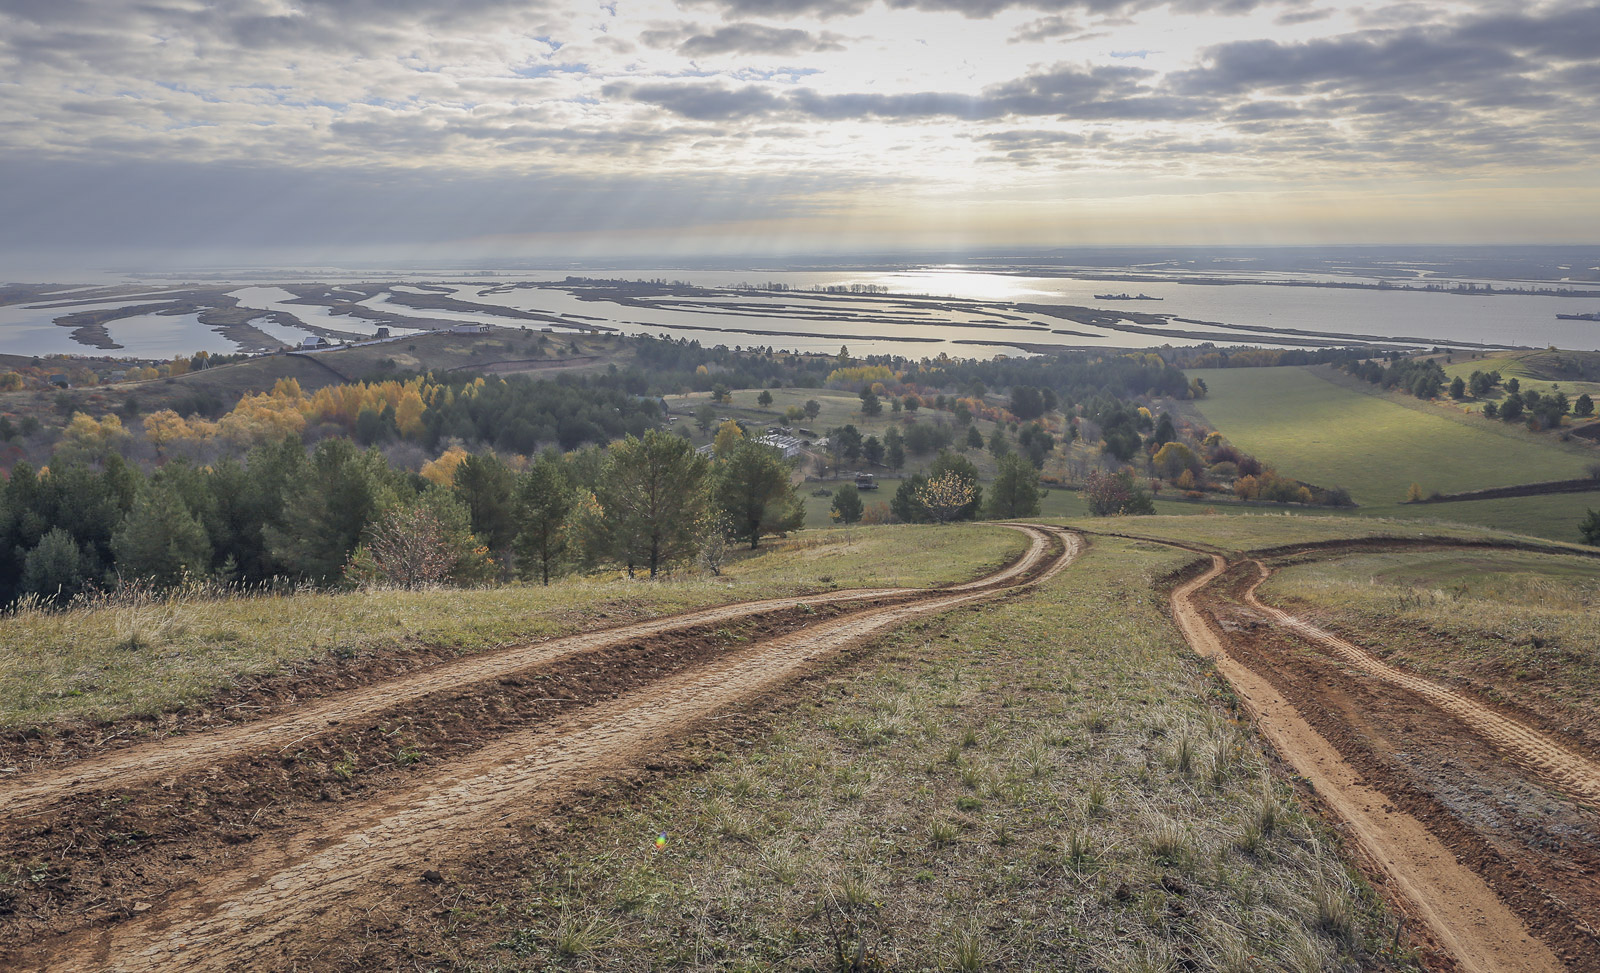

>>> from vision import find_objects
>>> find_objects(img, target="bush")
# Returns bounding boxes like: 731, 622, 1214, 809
1082, 470, 1154, 517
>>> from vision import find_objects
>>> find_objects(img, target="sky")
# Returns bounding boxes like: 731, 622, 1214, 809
1, 0, 1597, 270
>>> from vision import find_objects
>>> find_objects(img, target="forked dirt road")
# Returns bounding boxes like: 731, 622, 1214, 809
1170, 548, 1597, 973
2, 527, 1076, 972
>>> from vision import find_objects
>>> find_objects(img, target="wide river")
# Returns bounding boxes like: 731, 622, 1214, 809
1, 267, 1596, 360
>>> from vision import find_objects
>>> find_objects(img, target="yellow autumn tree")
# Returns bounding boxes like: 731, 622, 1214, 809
712, 420, 745, 458
394, 387, 427, 438
218, 391, 307, 446
420, 445, 471, 485
54, 412, 131, 465
143, 409, 193, 455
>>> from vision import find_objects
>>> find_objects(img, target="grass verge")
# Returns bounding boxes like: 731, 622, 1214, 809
433, 536, 1414, 972
0, 524, 1025, 731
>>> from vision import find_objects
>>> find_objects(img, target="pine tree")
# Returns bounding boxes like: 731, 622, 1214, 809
266, 439, 399, 584
715, 440, 804, 550
987, 454, 1042, 519
513, 454, 575, 585
452, 452, 517, 557
112, 483, 212, 586
830, 483, 864, 524
21, 528, 94, 602
598, 430, 710, 577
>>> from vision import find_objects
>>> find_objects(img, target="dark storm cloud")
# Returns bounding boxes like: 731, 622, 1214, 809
1177, 3, 1600, 100
1452, 4, 1600, 61
677, 23, 846, 57
1174, 31, 1523, 97
609, 63, 1213, 123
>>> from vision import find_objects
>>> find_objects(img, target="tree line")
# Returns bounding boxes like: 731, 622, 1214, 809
0, 425, 812, 607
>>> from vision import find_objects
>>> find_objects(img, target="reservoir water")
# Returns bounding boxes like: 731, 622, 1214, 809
1, 267, 1595, 360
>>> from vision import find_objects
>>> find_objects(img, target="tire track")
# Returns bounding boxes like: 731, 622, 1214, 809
1243, 561, 1600, 811
1170, 553, 1564, 973
1, 528, 1049, 818
12, 527, 1075, 972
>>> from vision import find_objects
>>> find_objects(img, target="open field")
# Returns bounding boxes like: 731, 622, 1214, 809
1052, 511, 1585, 556
1440, 349, 1600, 407
1182, 365, 1598, 540
0, 524, 1025, 732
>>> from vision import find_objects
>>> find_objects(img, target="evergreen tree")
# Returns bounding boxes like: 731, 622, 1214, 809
986, 453, 1042, 519
599, 430, 710, 577
452, 452, 517, 557
859, 387, 883, 416
1017, 422, 1056, 469
890, 474, 929, 523
112, 483, 213, 586
1582, 508, 1600, 546
884, 426, 905, 470
830, 483, 864, 524
266, 439, 399, 584
1151, 412, 1177, 447
1009, 386, 1044, 420
513, 454, 575, 585
20, 528, 94, 603
987, 427, 1010, 459
757, 389, 774, 408
714, 440, 804, 550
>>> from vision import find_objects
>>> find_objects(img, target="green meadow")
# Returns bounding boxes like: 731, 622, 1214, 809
1182, 365, 1599, 541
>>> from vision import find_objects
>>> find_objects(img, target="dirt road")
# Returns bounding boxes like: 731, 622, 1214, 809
1170, 548, 1594, 973
1241, 561, 1600, 811
1, 526, 1075, 971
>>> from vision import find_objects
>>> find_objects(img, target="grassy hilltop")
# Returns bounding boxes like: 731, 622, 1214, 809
0, 513, 1443, 971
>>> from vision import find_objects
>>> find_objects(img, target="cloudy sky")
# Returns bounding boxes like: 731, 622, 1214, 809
1, 0, 1596, 269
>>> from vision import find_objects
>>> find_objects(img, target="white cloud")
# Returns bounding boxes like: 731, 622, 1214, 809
0, 0, 1594, 260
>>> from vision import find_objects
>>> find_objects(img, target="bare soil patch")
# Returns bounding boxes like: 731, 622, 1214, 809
1182, 554, 1598, 972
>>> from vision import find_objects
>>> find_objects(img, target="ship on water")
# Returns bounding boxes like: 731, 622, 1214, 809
1094, 292, 1163, 301
1554, 311, 1600, 321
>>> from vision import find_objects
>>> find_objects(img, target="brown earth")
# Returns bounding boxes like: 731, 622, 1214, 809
0, 526, 1073, 972
1170, 547, 1600, 973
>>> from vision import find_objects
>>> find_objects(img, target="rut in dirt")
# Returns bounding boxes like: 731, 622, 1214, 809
6, 526, 1076, 973
0, 527, 1052, 818
1242, 560, 1600, 811
1169, 545, 1595, 973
